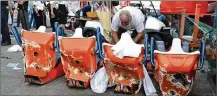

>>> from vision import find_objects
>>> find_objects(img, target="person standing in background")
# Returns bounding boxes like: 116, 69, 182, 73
17, 1, 29, 30
50, 1, 69, 31
28, 1, 36, 29
48, 1, 58, 32
33, 1, 46, 29
1, 1, 11, 46
57, 1, 68, 30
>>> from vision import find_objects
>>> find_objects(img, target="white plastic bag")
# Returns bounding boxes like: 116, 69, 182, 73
7, 45, 22, 52
142, 65, 157, 96
46, 11, 51, 27
111, 32, 142, 59
145, 16, 166, 31
90, 67, 109, 93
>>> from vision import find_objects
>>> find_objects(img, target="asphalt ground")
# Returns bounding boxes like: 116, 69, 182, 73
0, 27, 215, 96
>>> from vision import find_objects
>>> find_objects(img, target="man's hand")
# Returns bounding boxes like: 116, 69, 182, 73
10, 10, 13, 15
112, 31, 119, 44
133, 32, 144, 43
50, 3, 55, 18
51, 12, 55, 18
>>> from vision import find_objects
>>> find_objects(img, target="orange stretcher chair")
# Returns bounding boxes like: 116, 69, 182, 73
11, 25, 65, 84
96, 29, 149, 94
160, 1, 208, 14
150, 38, 205, 96
57, 28, 99, 88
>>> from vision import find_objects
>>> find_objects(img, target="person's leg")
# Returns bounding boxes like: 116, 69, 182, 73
19, 10, 25, 29
50, 8, 58, 32
34, 12, 40, 29
32, 13, 36, 28
50, 17, 55, 32
8, 12, 12, 34
17, 9, 21, 27
20, 9, 30, 30
58, 4, 67, 30
42, 10, 46, 27
59, 14, 67, 30
1, 6, 11, 45
38, 10, 44, 28
20, 9, 27, 30
11, 12, 13, 26
29, 11, 34, 29
24, 10, 30, 30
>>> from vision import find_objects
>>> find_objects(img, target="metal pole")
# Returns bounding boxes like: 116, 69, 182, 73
150, 1, 158, 18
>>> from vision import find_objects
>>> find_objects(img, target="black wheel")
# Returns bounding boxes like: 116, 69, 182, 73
148, 33, 172, 50
149, 34, 162, 42
73, 20, 80, 29
82, 27, 96, 37
82, 27, 109, 43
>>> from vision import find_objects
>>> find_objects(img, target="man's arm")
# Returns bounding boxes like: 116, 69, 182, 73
50, 1, 55, 17
111, 15, 120, 44
134, 32, 144, 43
134, 20, 145, 43
112, 31, 119, 44
8, 1, 13, 15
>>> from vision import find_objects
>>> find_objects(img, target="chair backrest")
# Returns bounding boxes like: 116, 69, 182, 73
21, 30, 56, 77
72, 28, 84, 38
35, 26, 46, 32
154, 38, 200, 55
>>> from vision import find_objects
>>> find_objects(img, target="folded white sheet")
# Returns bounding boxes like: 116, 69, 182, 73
111, 32, 143, 59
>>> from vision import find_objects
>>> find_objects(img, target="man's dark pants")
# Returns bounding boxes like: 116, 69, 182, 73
1, 4, 11, 43
19, 9, 29, 30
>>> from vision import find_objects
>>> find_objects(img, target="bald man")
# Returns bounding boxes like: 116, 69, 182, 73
111, 6, 145, 44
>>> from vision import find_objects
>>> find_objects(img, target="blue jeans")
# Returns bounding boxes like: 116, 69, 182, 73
158, 15, 166, 21
29, 12, 35, 28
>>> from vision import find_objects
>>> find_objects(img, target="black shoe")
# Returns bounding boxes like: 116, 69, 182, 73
1, 41, 11, 46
